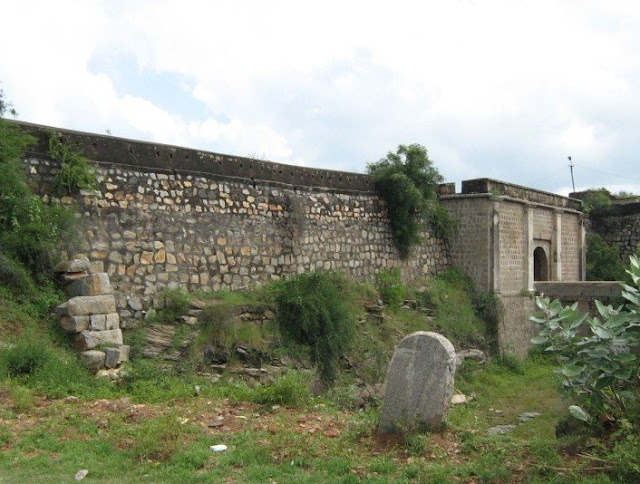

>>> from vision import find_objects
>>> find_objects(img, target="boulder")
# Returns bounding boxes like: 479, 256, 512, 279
53, 256, 91, 274
59, 315, 90, 333
89, 313, 120, 331
75, 329, 123, 350
379, 331, 456, 433
64, 295, 117, 316
64, 273, 113, 297
104, 345, 130, 368
455, 349, 487, 367
80, 350, 106, 371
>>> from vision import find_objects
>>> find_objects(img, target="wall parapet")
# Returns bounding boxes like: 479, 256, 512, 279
534, 281, 621, 302
462, 178, 582, 210
10, 120, 376, 194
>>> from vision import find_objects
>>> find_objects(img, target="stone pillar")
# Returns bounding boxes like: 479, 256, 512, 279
525, 204, 534, 291
54, 255, 129, 374
553, 211, 562, 281
491, 201, 501, 293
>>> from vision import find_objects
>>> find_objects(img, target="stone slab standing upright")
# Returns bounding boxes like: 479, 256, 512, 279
379, 331, 456, 433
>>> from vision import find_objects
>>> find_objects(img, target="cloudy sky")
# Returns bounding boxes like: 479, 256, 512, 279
2, 0, 640, 195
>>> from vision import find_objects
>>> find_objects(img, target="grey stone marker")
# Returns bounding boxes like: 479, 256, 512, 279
379, 331, 456, 433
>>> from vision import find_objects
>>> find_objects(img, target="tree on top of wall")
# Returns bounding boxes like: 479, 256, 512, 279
367, 144, 453, 258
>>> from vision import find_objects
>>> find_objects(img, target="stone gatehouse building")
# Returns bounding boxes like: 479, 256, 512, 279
439, 179, 585, 354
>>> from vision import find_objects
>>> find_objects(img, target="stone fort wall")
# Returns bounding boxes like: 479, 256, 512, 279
16, 121, 448, 322
589, 203, 640, 262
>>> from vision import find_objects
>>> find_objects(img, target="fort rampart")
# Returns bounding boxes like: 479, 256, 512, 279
15, 121, 448, 322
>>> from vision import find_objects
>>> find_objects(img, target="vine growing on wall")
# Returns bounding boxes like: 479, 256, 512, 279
367, 144, 453, 258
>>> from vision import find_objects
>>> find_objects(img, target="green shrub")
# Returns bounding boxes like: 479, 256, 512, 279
582, 189, 612, 215
48, 131, 97, 196
0, 101, 77, 279
0, 338, 54, 378
197, 303, 236, 342
367, 143, 450, 258
418, 269, 491, 351
473, 292, 503, 355
0, 251, 35, 296
608, 433, 640, 480
376, 268, 405, 310
0, 331, 111, 399
273, 271, 360, 386
149, 287, 192, 324
438, 267, 476, 296
0, 90, 34, 163
586, 233, 627, 281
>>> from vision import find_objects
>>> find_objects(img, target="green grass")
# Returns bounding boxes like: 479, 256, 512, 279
0, 356, 633, 483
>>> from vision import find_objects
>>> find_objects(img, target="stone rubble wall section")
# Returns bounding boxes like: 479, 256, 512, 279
28, 157, 449, 323
588, 209, 640, 262
54, 256, 130, 372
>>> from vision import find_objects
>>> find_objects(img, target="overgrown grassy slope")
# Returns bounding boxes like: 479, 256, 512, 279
1, 269, 638, 483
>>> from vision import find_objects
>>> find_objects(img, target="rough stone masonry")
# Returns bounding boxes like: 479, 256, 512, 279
17, 121, 448, 325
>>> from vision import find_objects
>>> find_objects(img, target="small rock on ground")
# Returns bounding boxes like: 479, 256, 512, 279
487, 424, 517, 435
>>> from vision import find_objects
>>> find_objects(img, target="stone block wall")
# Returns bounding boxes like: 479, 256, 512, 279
498, 295, 538, 357
440, 196, 493, 293
499, 201, 527, 294
561, 214, 583, 280
18, 123, 448, 322
588, 203, 640, 262
532, 208, 554, 240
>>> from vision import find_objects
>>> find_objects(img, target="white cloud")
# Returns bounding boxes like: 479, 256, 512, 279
2, 0, 640, 194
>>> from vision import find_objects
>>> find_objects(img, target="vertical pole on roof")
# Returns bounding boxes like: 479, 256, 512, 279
568, 156, 576, 193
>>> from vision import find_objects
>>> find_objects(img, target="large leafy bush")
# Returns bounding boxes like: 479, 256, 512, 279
586, 232, 627, 281
367, 144, 452, 258
532, 255, 640, 427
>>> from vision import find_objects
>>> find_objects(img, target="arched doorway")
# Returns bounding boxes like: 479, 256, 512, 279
533, 247, 549, 281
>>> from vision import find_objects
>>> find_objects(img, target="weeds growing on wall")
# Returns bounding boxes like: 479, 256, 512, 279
49, 131, 97, 196
146, 287, 192, 324
367, 144, 453, 258
273, 271, 360, 386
